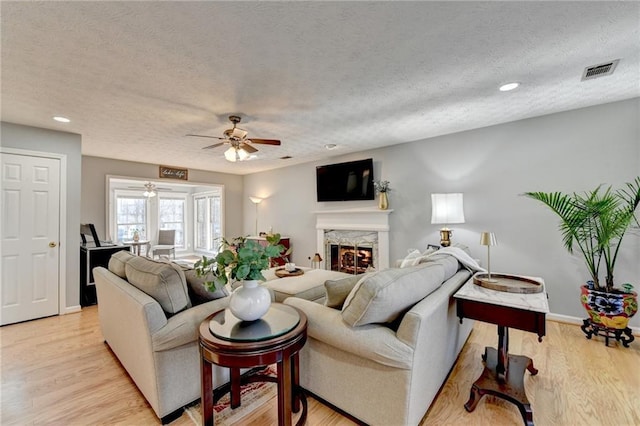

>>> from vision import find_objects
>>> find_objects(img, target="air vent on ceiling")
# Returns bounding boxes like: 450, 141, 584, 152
581, 59, 619, 81
280, 156, 292, 160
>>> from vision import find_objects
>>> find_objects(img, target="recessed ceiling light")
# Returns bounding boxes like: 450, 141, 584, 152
325, 144, 338, 150
53, 116, 71, 123
499, 82, 520, 92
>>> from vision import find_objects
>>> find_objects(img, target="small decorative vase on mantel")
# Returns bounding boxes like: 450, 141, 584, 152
378, 192, 389, 210
229, 280, 271, 321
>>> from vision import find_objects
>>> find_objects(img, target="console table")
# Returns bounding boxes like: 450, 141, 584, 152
199, 304, 307, 426
454, 275, 549, 426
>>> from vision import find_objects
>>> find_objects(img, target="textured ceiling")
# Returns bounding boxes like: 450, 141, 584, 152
2, 2, 639, 175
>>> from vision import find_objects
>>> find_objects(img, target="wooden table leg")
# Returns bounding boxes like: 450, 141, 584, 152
230, 367, 241, 409
497, 325, 509, 382
277, 356, 293, 426
200, 353, 213, 426
292, 352, 300, 413
465, 345, 537, 426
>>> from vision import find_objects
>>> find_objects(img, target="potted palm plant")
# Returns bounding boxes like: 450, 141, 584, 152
195, 234, 286, 321
524, 177, 640, 345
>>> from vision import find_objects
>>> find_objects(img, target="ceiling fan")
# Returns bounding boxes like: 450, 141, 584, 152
187, 115, 281, 162
127, 182, 172, 197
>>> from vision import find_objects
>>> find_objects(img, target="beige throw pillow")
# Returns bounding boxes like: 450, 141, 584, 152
341, 263, 446, 327
324, 274, 366, 309
125, 256, 191, 315
107, 250, 135, 278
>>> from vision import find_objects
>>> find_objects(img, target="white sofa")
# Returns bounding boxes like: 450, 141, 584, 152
93, 253, 347, 423
284, 252, 475, 425
94, 252, 236, 423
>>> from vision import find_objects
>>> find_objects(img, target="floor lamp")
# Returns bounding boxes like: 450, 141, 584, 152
249, 197, 262, 236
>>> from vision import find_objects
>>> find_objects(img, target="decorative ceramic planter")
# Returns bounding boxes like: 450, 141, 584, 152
580, 285, 638, 329
229, 280, 271, 321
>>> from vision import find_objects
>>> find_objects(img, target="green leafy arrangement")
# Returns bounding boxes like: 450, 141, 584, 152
524, 177, 640, 293
194, 234, 287, 292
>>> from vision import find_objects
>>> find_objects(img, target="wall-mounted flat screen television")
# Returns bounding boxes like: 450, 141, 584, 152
316, 158, 375, 202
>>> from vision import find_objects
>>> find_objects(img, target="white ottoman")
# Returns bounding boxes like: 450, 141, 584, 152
263, 267, 353, 303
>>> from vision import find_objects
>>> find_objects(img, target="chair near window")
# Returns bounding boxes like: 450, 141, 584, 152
150, 229, 176, 259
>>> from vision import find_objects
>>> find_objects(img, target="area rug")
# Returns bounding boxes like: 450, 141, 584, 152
185, 366, 277, 425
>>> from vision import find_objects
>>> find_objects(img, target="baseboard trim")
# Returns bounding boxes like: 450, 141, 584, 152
547, 312, 640, 336
63, 305, 82, 315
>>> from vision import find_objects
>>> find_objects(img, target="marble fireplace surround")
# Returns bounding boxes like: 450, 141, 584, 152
315, 208, 393, 270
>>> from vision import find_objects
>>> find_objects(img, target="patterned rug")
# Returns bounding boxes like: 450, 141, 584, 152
185, 366, 277, 425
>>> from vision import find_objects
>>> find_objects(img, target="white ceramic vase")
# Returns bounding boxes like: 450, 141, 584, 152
228, 280, 271, 321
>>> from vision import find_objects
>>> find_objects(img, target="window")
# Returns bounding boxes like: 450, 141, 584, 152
115, 195, 147, 242
107, 177, 224, 255
159, 196, 185, 248
195, 192, 222, 253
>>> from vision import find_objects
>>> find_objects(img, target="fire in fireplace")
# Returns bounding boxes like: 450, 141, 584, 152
330, 244, 373, 274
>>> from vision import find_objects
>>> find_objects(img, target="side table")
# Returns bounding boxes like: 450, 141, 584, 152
199, 303, 308, 426
454, 275, 549, 426
122, 239, 150, 256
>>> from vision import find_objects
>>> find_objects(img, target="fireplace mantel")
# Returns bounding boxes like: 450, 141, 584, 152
315, 208, 393, 270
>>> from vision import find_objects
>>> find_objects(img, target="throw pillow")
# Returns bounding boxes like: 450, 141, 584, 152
341, 263, 446, 327
184, 269, 229, 305
125, 256, 191, 315
324, 274, 366, 309
399, 249, 422, 268
108, 250, 135, 278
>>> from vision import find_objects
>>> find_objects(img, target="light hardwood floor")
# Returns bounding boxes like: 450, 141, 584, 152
1, 306, 638, 425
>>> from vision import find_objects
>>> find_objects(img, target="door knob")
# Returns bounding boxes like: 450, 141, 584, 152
49, 242, 57, 248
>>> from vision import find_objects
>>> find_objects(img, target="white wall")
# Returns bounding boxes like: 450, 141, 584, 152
1, 122, 82, 309
81, 156, 245, 241
243, 98, 640, 326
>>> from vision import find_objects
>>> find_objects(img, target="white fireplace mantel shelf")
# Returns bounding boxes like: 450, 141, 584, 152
314, 208, 393, 231
315, 208, 393, 269
313, 208, 394, 215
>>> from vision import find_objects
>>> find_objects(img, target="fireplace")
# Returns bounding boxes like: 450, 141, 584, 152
330, 244, 374, 274
315, 208, 392, 271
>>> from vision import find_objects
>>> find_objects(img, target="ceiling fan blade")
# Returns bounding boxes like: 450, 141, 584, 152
186, 134, 226, 140
248, 138, 281, 145
202, 142, 226, 150
239, 143, 258, 154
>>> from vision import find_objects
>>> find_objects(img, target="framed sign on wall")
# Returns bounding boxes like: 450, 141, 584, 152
159, 165, 188, 181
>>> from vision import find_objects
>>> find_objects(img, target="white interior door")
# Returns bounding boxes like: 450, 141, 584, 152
1, 153, 60, 325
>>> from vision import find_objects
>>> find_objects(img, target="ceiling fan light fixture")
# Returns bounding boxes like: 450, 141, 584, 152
224, 146, 249, 162
143, 182, 157, 197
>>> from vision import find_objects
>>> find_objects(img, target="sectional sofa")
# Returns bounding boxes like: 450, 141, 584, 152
285, 250, 478, 425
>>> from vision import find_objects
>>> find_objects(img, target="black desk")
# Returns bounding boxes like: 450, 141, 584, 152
80, 244, 131, 306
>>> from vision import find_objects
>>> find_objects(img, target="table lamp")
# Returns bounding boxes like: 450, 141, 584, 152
480, 231, 497, 282
431, 193, 465, 247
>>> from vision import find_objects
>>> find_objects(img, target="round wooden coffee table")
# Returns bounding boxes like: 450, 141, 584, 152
199, 303, 308, 426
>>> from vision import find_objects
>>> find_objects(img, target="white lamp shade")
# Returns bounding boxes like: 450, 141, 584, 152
431, 193, 465, 224
480, 232, 497, 246
249, 196, 263, 204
